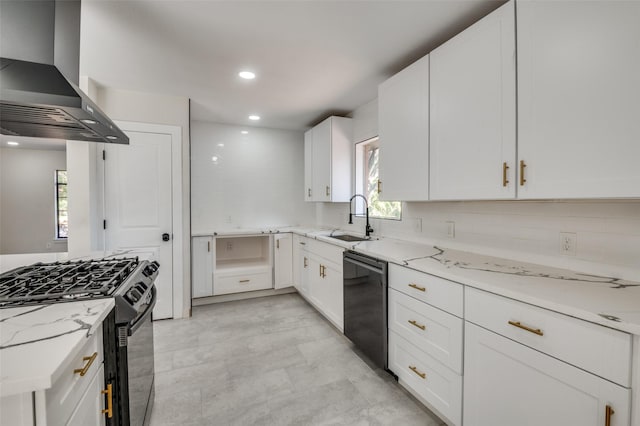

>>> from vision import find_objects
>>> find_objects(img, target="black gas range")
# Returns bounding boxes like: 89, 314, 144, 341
0, 256, 160, 426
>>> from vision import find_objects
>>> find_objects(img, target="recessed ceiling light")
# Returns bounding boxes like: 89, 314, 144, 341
81, 119, 97, 125
239, 71, 256, 80
106, 135, 118, 140
217, 143, 225, 147
211, 156, 219, 162
7, 141, 19, 146
248, 115, 260, 121
241, 131, 249, 135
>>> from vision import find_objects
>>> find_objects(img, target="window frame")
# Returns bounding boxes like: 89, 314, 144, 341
55, 170, 68, 239
354, 137, 402, 221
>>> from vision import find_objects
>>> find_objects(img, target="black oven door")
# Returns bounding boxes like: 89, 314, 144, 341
118, 286, 156, 426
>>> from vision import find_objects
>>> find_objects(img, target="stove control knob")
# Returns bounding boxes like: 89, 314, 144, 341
143, 261, 160, 277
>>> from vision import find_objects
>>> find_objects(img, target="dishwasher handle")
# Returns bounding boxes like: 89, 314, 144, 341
344, 251, 387, 274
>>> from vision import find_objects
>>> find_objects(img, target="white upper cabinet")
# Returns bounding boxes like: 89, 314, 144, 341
304, 130, 313, 202
429, 1, 516, 200
304, 116, 353, 202
378, 55, 430, 201
517, 1, 640, 198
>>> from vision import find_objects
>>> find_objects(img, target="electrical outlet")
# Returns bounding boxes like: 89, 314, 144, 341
446, 221, 455, 238
559, 232, 577, 256
412, 218, 422, 233
226, 241, 233, 251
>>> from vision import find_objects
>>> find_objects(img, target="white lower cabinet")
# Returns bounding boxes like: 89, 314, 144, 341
0, 324, 109, 426
66, 364, 106, 426
464, 322, 630, 426
464, 287, 632, 426
274, 233, 293, 289
295, 238, 344, 331
389, 330, 463, 426
192, 236, 214, 298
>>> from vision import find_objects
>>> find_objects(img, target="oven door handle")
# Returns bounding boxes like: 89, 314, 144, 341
344, 257, 385, 275
129, 286, 157, 335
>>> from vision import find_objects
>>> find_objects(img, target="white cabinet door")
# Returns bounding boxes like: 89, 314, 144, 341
191, 236, 213, 298
312, 118, 332, 202
378, 55, 430, 201
305, 117, 353, 202
430, 0, 516, 200
66, 364, 106, 426
517, 1, 640, 198
292, 235, 307, 292
304, 130, 313, 201
300, 249, 310, 297
274, 233, 293, 289
464, 322, 631, 426
320, 260, 343, 331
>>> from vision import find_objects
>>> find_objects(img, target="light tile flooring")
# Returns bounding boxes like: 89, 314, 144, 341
149, 293, 445, 426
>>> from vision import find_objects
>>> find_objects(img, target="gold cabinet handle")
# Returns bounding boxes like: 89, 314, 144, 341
408, 320, 426, 330
502, 162, 509, 187
605, 405, 615, 426
73, 352, 98, 377
519, 160, 527, 186
508, 320, 543, 336
101, 383, 113, 418
276, 239, 280, 249
239, 279, 250, 283
207, 241, 211, 252
409, 365, 426, 379
408, 283, 426, 292
308, 188, 311, 197
325, 186, 330, 197
303, 257, 308, 268
377, 180, 382, 194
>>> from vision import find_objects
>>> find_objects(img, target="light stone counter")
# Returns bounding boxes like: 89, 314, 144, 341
0, 299, 114, 396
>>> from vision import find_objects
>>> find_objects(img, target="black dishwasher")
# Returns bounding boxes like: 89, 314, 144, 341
343, 250, 388, 370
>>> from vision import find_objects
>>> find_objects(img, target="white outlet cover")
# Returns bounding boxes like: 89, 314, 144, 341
413, 218, 422, 233
559, 232, 577, 256
446, 221, 455, 238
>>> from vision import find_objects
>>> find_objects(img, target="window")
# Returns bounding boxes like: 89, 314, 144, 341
55, 170, 68, 239
355, 138, 401, 220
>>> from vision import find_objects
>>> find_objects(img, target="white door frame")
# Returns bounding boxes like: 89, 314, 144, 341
110, 120, 185, 319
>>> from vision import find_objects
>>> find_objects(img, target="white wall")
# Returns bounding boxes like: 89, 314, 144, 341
316, 100, 640, 281
0, 148, 68, 254
191, 121, 315, 233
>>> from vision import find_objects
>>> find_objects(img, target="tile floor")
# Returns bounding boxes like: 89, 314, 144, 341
149, 293, 445, 426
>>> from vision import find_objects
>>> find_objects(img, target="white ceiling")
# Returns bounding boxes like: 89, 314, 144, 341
79, 0, 505, 131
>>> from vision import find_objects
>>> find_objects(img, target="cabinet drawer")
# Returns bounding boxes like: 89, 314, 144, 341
389, 330, 462, 426
389, 264, 463, 317
465, 287, 632, 387
306, 238, 344, 266
214, 271, 272, 295
45, 324, 103, 426
388, 288, 463, 373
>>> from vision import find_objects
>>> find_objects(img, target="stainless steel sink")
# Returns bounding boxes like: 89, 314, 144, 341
328, 234, 369, 242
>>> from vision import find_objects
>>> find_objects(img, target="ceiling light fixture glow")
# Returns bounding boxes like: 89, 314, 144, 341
217, 143, 225, 147
239, 71, 256, 80
241, 131, 249, 135
211, 156, 219, 162
248, 115, 260, 121
7, 141, 19, 146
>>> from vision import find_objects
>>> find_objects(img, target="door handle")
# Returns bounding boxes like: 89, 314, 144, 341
162, 233, 171, 242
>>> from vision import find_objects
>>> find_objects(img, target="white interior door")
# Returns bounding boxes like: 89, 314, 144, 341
104, 129, 173, 320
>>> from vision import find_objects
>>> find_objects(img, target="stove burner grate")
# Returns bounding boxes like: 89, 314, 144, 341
0, 257, 140, 306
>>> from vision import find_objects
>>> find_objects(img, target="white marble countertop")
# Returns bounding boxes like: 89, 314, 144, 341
195, 227, 640, 333
0, 299, 114, 397
282, 227, 640, 336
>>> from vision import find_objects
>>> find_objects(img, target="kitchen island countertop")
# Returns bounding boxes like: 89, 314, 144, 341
0, 299, 114, 397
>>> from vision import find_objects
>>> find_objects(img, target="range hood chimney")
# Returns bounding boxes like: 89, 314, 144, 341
0, 0, 128, 144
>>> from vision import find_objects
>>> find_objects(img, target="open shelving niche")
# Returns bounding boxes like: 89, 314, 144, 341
214, 235, 272, 276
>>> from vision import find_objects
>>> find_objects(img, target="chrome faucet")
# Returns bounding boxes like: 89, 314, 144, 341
348, 194, 373, 237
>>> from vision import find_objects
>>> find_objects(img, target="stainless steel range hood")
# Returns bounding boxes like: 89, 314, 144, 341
0, 0, 128, 144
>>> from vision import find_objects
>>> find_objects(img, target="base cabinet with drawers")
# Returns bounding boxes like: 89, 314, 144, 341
387, 264, 464, 426
0, 324, 109, 426
463, 287, 632, 426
